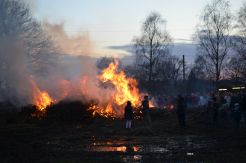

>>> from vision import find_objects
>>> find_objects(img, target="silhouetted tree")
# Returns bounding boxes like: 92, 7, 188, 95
196, 0, 232, 86
235, 2, 246, 60
0, 0, 55, 104
0, 0, 55, 74
133, 12, 172, 83
226, 57, 246, 80
191, 55, 211, 80
230, 3, 246, 81
156, 55, 182, 83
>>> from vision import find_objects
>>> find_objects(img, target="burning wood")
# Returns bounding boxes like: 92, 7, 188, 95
88, 104, 117, 119
27, 62, 152, 119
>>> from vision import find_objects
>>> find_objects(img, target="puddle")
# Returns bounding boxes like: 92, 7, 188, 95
122, 155, 142, 163
88, 146, 127, 152
83, 136, 216, 162
87, 144, 168, 153
86, 136, 216, 153
41, 135, 219, 162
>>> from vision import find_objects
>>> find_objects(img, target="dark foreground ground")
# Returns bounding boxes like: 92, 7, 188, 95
1, 109, 246, 163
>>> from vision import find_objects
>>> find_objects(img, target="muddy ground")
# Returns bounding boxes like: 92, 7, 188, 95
0, 109, 246, 163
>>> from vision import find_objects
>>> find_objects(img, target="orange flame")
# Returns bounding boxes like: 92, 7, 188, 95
89, 104, 116, 118
89, 62, 142, 118
99, 62, 141, 107
30, 79, 53, 111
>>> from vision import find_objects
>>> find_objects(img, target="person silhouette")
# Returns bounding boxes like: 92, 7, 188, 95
125, 101, 133, 129
176, 94, 186, 127
141, 95, 151, 124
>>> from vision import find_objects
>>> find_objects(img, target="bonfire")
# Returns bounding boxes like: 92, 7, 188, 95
28, 61, 150, 119
30, 78, 53, 112
88, 62, 143, 118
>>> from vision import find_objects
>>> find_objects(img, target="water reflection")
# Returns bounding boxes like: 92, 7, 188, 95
88, 144, 140, 153
133, 146, 140, 152
122, 155, 142, 163
88, 145, 127, 152
86, 136, 215, 162
88, 139, 173, 154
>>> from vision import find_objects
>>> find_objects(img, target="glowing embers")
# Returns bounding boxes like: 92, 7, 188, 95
88, 104, 117, 119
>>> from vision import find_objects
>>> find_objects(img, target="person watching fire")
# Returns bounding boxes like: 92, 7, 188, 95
124, 101, 133, 129
141, 95, 151, 124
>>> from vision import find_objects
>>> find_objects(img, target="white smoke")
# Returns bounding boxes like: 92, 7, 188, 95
42, 21, 94, 57
0, 0, 116, 110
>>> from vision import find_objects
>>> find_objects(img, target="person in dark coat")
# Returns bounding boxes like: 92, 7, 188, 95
141, 95, 151, 124
212, 94, 219, 125
125, 101, 133, 129
240, 93, 246, 127
232, 103, 241, 131
220, 95, 228, 125
176, 94, 186, 127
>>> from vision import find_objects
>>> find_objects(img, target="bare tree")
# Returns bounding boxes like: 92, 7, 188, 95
0, 0, 55, 74
133, 12, 172, 82
229, 2, 246, 81
196, 0, 232, 86
192, 55, 213, 80
235, 2, 246, 60
226, 57, 246, 80
156, 55, 182, 83
0, 0, 55, 104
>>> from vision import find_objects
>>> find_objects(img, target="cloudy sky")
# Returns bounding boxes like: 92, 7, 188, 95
29, 0, 244, 57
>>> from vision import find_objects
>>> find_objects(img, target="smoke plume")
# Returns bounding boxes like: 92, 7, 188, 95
43, 21, 94, 56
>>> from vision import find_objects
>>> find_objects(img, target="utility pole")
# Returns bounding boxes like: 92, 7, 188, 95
182, 55, 185, 81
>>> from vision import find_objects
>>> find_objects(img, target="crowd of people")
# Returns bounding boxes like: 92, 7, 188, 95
124, 91, 246, 131
206, 91, 246, 130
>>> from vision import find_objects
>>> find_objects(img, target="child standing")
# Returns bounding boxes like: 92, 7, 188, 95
125, 101, 133, 129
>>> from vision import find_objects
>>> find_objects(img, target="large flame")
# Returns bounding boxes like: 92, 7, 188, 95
30, 79, 53, 111
27, 62, 150, 118
89, 62, 142, 118
100, 62, 141, 107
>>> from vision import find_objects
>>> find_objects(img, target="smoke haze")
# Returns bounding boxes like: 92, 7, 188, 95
43, 21, 94, 57
0, 0, 125, 112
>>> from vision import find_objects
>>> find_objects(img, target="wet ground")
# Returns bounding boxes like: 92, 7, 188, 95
1, 110, 246, 162
85, 135, 217, 162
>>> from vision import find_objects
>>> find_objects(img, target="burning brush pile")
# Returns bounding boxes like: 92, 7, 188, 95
88, 62, 143, 118
25, 61, 150, 120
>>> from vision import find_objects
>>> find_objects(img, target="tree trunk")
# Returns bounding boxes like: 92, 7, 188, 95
215, 58, 220, 89
148, 41, 153, 83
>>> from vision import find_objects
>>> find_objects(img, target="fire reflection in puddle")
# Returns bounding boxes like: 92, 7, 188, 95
88, 145, 139, 153
88, 146, 127, 152
85, 136, 215, 162
133, 146, 140, 152
122, 155, 142, 163
87, 144, 169, 154
86, 143, 170, 163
